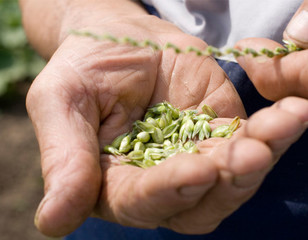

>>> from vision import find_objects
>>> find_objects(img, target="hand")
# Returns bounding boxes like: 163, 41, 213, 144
234, 0, 308, 101
95, 96, 308, 235
27, 15, 245, 237
26, 16, 308, 238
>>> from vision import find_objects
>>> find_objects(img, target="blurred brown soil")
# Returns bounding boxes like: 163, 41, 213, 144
0, 82, 61, 240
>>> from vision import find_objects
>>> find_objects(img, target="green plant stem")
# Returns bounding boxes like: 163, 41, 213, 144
71, 30, 302, 59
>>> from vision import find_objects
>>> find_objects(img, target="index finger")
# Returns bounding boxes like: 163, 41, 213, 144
235, 38, 308, 100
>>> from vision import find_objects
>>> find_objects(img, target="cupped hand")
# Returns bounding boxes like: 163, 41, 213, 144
26, 16, 307, 237
96, 96, 308, 235
235, 0, 308, 101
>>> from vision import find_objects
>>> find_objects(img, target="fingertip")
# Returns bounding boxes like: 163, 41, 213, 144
283, 32, 308, 49
35, 193, 84, 237
220, 138, 272, 190
35, 186, 96, 237
35, 152, 102, 237
275, 96, 308, 124
240, 99, 307, 162
284, 10, 308, 49
227, 138, 272, 176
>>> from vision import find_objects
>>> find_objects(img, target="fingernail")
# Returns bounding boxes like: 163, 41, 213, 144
179, 184, 213, 197
286, 10, 308, 43
233, 170, 267, 189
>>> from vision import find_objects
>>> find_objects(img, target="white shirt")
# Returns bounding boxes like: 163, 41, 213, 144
142, 0, 302, 49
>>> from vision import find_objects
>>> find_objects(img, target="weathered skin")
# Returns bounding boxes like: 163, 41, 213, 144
20, 0, 308, 237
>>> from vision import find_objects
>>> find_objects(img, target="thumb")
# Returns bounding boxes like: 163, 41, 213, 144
284, 0, 308, 48
27, 72, 102, 237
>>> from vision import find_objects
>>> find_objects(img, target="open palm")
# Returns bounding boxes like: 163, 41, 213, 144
27, 24, 308, 237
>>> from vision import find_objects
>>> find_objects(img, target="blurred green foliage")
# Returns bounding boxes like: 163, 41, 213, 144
0, 0, 45, 96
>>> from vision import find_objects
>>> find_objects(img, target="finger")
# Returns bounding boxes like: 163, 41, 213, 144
284, 0, 308, 49
160, 97, 308, 234
160, 137, 272, 234
243, 96, 308, 159
97, 152, 218, 229
27, 66, 102, 237
235, 38, 308, 100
